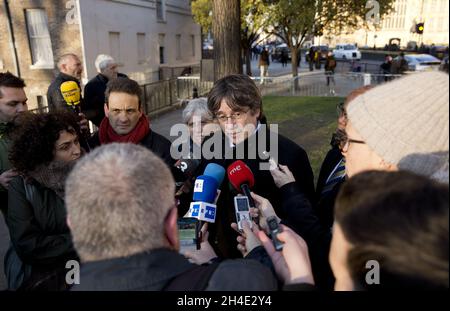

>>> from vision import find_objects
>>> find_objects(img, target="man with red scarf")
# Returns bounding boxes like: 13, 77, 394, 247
88, 78, 174, 167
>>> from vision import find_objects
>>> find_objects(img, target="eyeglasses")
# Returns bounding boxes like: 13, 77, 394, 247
215, 110, 248, 123
341, 137, 366, 153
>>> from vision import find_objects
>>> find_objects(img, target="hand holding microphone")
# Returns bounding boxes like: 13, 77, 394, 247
185, 163, 225, 250
60, 81, 82, 113
227, 160, 259, 226
184, 223, 218, 265
60, 81, 91, 150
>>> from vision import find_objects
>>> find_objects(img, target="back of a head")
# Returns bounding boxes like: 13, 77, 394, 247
335, 170, 449, 290
346, 72, 449, 182
65, 143, 175, 262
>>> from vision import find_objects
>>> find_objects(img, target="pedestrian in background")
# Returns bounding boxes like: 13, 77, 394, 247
259, 47, 270, 85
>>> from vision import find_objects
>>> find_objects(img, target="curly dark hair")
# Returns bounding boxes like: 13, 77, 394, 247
9, 111, 81, 173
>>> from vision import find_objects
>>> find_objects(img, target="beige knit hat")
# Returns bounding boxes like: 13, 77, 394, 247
347, 71, 449, 183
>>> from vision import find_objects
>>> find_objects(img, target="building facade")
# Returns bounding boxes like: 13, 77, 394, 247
0, 0, 201, 110
319, 0, 449, 49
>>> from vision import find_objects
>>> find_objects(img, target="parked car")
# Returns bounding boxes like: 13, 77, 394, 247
272, 43, 292, 61
394, 54, 441, 72
430, 45, 449, 60
305, 45, 329, 62
333, 44, 361, 61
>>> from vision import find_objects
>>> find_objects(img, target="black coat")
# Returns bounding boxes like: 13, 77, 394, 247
84, 73, 128, 127
7, 177, 78, 289
7, 177, 77, 266
279, 182, 334, 290
89, 129, 175, 168
47, 73, 84, 113
199, 128, 315, 258
315, 145, 345, 229
71, 248, 278, 291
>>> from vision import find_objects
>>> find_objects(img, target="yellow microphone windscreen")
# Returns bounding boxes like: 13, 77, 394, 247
60, 81, 81, 107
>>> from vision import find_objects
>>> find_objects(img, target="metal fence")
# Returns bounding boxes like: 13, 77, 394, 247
256, 72, 403, 98
141, 76, 214, 115
30, 71, 404, 116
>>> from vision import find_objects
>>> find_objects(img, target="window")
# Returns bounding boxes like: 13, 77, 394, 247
159, 34, 165, 64
176, 34, 181, 60
109, 32, 121, 63
25, 9, 54, 68
137, 33, 146, 64
156, 0, 166, 22
191, 35, 196, 57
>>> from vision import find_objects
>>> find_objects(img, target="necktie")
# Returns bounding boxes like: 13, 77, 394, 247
321, 158, 346, 196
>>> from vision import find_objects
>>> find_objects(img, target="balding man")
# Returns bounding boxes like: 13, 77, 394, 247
66, 143, 278, 291
47, 53, 84, 112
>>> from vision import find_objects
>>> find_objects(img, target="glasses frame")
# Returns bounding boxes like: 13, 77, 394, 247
341, 137, 366, 152
214, 109, 250, 123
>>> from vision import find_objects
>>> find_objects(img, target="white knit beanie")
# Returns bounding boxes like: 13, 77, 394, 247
347, 71, 449, 183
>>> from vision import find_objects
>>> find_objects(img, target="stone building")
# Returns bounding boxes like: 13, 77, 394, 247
0, 0, 201, 110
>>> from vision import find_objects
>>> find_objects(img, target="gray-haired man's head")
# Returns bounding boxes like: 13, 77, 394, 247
65, 143, 177, 262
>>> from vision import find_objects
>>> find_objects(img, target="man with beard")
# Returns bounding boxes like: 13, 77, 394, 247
0, 72, 28, 218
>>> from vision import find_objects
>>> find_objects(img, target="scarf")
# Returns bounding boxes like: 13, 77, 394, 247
27, 150, 84, 199
98, 115, 150, 144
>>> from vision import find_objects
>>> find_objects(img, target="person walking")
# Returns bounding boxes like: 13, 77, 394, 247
259, 47, 270, 85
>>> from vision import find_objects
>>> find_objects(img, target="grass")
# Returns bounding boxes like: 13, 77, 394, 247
263, 95, 345, 183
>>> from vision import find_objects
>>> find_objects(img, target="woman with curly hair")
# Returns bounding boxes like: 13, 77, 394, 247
5, 111, 82, 290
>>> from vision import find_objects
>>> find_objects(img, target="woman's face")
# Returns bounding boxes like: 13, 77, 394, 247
343, 120, 396, 177
188, 113, 220, 146
329, 224, 354, 291
53, 130, 81, 163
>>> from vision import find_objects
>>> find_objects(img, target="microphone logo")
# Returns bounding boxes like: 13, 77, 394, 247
179, 161, 188, 172
228, 165, 242, 176
194, 179, 204, 192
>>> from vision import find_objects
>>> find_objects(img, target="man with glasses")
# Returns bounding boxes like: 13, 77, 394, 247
201, 74, 315, 259
88, 77, 174, 167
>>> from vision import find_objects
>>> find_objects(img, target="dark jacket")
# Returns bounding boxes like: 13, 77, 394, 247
89, 129, 175, 168
7, 176, 78, 289
47, 73, 84, 113
199, 128, 315, 259
278, 182, 334, 290
71, 248, 278, 291
84, 73, 128, 127
315, 145, 345, 229
325, 56, 337, 72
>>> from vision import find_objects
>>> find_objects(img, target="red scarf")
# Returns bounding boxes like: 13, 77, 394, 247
99, 115, 150, 144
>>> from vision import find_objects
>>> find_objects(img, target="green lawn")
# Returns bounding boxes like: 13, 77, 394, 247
263, 96, 345, 183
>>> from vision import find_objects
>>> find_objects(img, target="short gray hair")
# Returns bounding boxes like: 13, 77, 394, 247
182, 97, 213, 124
57, 53, 79, 70
95, 54, 115, 73
65, 143, 175, 262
